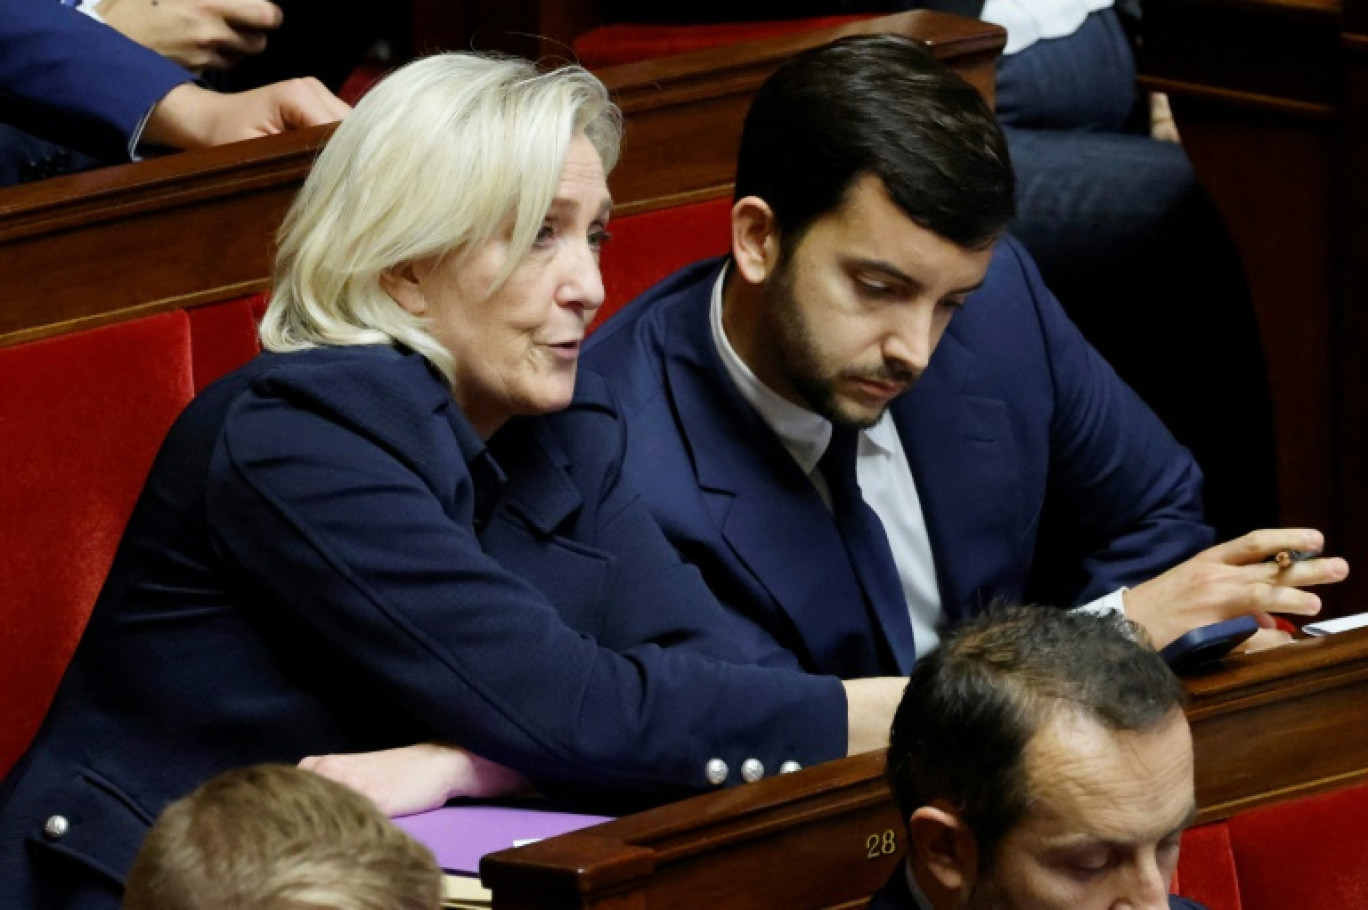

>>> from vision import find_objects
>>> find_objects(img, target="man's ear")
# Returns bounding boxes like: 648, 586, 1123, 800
730, 196, 781, 285
380, 260, 428, 317
907, 802, 979, 898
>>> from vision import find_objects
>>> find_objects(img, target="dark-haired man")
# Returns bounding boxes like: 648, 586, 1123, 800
874, 605, 1206, 909
583, 34, 1347, 679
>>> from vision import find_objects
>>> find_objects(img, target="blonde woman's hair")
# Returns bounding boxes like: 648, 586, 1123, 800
123, 764, 443, 910
259, 52, 622, 381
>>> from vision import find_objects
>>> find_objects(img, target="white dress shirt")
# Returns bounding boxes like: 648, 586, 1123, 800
708, 267, 1126, 661
710, 267, 945, 657
982, 0, 1115, 55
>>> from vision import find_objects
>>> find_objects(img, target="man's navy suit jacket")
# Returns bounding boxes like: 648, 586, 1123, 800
1, 0, 190, 160
866, 863, 1210, 909
0, 346, 844, 910
582, 239, 1213, 677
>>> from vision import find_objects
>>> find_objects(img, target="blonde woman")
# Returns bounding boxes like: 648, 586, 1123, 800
0, 53, 904, 909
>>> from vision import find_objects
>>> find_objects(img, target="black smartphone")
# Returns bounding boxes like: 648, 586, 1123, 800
1160, 615, 1261, 673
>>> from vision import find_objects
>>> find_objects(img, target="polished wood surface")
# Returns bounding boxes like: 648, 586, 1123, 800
0, 11, 1001, 351
483, 629, 1368, 909
1137, 0, 1365, 617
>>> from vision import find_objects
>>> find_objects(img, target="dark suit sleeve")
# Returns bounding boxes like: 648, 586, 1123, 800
0, 0, 192, 160
206, 369, 847, 801
1003, 237, 1214, 605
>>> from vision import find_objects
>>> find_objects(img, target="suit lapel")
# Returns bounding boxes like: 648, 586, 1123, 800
485, 417, 583, 534
661, 273, 893, 677
897, 329, 1030, 624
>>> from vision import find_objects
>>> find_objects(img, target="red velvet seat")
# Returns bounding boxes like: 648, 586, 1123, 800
1176, 780, 1368, 910
0, 313, 195, 777
593, 196, 733, 332
187, 294, 266, 392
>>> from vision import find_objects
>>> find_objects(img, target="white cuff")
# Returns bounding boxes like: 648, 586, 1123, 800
1075, 588, 1128, 619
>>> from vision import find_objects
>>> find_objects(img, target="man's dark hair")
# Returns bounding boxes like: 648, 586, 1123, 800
734, 33, 1015, 251
885, 605, 1187, 866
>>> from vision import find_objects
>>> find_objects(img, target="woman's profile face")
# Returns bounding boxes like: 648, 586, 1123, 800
390, 132, 613, 437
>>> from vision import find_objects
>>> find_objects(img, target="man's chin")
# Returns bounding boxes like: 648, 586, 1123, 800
825, 396, 889, 431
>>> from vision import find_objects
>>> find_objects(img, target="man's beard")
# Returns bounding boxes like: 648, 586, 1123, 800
762, 258, 920, 430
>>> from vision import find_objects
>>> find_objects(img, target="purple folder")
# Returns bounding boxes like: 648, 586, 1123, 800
393, 804, 612, 874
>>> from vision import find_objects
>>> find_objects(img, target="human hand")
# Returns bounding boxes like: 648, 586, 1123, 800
299, 743, 532, 817
1123, 528, 1350, 650
841, 677, 908, 755
1149, 92, 1180, 143
97, 0, 282, 72
142, 79, 349, 150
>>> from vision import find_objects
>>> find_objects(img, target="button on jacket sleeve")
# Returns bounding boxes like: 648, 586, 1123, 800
206, 352, 847, 802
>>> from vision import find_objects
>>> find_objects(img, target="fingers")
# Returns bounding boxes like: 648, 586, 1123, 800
275, 78, 351, 129
1247, 584, 1323, 618
216, 0, 284, 32
210, 0, 280, 66
1207, 528, 1325, 566
1236, 627, 1294, 654
1268, 553, 1350, 588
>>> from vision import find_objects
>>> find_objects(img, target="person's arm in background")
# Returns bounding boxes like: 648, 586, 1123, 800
1002, 236, 1349, 649
94, 0, 283, 73
141, 78, 348, 149
0, 0, 345, 163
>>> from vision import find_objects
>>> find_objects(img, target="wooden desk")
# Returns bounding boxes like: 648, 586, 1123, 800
1137, 0, 1366, 617
482, 628, 1368, 909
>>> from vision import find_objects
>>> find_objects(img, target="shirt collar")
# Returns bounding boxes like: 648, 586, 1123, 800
709, 263, 898, 471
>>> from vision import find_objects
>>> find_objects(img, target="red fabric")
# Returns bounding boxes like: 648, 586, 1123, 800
592, 196, 733, 333
574, 17, 872, 68
340, 61, 389, 105
187, 295, 265, 392
1177, 821, 1243, 910
0, 313, 194, 778
1228, 781, 1368, 910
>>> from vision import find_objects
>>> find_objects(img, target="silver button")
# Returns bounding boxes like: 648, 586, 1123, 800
779, 760, 802, 775
43, 815, 69, 840
705, 758, 728, 786
741, 758, 765, 782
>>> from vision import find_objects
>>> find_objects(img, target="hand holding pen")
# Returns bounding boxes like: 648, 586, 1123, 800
1122, 528, 1350, 653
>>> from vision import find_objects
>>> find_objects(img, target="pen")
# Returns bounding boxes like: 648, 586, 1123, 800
1273, 549, 1317, 570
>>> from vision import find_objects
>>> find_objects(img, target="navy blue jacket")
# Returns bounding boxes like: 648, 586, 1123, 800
0, 346, 845, 909
0, 0, 191, 161
582, 241, 1213, 677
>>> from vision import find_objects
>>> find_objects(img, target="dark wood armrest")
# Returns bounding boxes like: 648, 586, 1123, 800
483, 628, 1368, 908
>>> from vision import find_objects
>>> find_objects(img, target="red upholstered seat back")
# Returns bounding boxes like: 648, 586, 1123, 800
574, 17, 871, 68
0, 313, 195, 777
592, 196, 733, 332
1176, 780, 1368, 910
0, 295, 265, 779
187, 294, 266, 392
1177, 821, 1242, 910
1227, 781, 1368, 910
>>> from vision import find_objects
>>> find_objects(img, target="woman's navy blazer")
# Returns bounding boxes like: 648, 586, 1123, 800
0, 345, 844, 908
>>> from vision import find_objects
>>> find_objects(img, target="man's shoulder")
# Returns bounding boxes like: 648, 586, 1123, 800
583, 257, 724, 415
585, 258, 722, 358
865, 865, 919, 910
